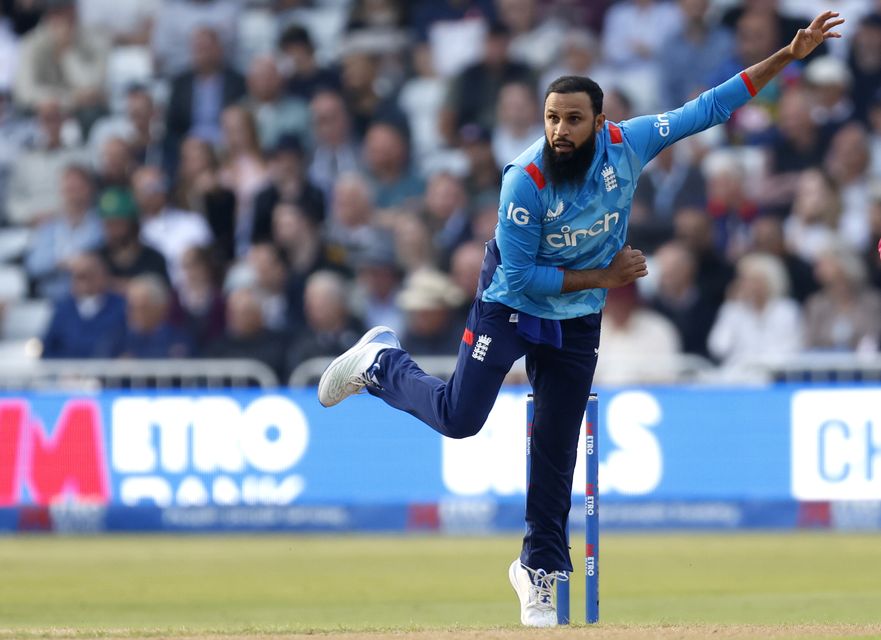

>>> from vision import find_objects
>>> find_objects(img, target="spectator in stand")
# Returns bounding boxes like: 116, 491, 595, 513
491, 80, 544, 168
539, 29, 615, 107
307, 90, 361, 204
711, 10, 792, 142
409, 0, 496, 44
0, 5, 18, 93
803, 55, 855, 138
247, 242, 294, 334
204, 286, 289, 379
0, 95, 27, 223
394, 214, 436, 273
422, 171, 472, 270
13, 0, 109, 132
121, 274, 192, 359
470, 193, 501, 244
397, 41, 448, 171
173, 136, 236, 263
41, 251, 126, 358
594, 282, 682, 384
163, 26, 246, 172
288, 270, 366, 368
132, 165, 212, 285
360, 120, 424, 210
241, 54, 310, 152
326, 172, 377, 266
351, 234, 405, 335
631, 145, 706, 252
170, 245, 225, 354
89, 86, 163, 168
804, 246, 881, 353
346, 0, 409, 32
602, 88, 635, 126
601, 0, 682, 110
602, 0, 682, 71
866, 186, 881, 289
397, 268, 465, 355
673, 206, 734, 310
219, 105, 270, 255
151, 0, 240, 76
867, 90, 881, 178
761, 86, 828, 214
750, 216, 819, 304
78, 0, 158, 46
458, 123, 500, 202
6, 98, 89, 226
702, 150, 759, 259
95, 136, 137, 190
251, 134, 325, 244
439, 21, 533, 143
496, 0, 565, 71
26, 164, 103, 300
708, 253, 802, 366
449, 239, 486, 324
650, 240, 719, 358
338, 41, 405, 141
278, 24, 340, 100
96, 186, 169, 293
659, 0, 735, 110
783, 168, 843, 263
849, 13, 881, 124
824, 122, 872, 250
272, 201, 340, 328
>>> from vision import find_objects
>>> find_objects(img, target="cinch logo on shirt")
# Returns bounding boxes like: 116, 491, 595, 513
545, 211, 620, 248
655, 113, 671, 137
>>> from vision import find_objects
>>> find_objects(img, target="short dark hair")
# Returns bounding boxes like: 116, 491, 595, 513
279, 24, 314, 50
544, 76, 603, 118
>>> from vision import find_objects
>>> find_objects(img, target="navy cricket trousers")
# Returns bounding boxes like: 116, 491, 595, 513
369, 298, 601, 573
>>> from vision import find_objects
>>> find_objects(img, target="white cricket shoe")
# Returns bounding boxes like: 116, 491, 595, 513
508, 559, 566, 628
317, 326, 400, 407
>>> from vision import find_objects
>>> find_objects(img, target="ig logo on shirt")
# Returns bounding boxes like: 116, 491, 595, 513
506, 202, 531, 225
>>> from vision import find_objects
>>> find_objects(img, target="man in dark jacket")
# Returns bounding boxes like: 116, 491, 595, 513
41, 252, 126, 358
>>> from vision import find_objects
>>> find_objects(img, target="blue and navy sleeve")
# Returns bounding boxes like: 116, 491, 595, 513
621, 72, 757, 166
495, 166, 564, 296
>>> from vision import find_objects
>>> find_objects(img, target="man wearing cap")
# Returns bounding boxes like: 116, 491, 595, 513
319, 10, 845, 627
96, 186, 170, 293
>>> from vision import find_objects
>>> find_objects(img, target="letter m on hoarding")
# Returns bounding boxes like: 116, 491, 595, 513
0, 400, 109, 506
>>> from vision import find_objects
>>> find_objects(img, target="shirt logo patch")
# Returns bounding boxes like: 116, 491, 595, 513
602, 165, 618, 192
506, 202, 530, 225
545, 201, 564, 221
472, 334, 492, 362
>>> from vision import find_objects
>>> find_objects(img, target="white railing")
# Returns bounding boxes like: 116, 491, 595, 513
0, 359, 279, 390
288, 353, 719, 387
288, 352, 881, 387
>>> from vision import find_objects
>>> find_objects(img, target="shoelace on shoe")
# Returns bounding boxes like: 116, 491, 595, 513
351, 362, 381, 393
521, 565, 569, 610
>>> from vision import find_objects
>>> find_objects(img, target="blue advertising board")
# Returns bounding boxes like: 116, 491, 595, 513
0, 386, 879, 532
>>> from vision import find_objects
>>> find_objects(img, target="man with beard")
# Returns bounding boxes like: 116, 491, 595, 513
317, 11, 844, 628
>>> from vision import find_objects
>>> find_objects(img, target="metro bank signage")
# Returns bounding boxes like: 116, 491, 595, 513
0, 386, 879, 509
0, 395, 310, 508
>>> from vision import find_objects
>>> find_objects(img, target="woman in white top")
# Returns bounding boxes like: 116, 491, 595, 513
708, 252, 803, 366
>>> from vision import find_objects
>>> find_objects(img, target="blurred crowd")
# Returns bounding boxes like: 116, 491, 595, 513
0, 0, 880, 383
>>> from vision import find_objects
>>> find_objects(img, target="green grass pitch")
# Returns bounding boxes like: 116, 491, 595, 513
0, 533, 879, 637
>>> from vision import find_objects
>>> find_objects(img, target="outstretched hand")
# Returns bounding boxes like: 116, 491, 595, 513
602, 245, 647, 289
789, 11, 845, 60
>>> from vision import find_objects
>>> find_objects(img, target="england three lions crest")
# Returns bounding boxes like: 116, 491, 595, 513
602, 165, 617, 192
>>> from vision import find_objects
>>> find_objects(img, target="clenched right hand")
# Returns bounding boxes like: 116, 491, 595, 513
602, 245, 648, 288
